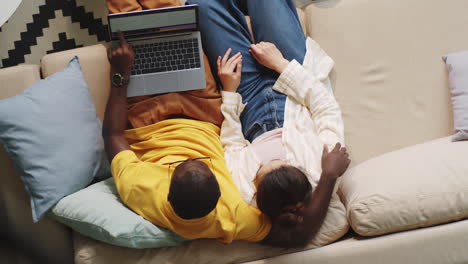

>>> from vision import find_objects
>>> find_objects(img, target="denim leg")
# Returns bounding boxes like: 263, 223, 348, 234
246, 0, 307, 64
187, 0, 264, 100
243, 85, 286, 142
187, 0, 293, 142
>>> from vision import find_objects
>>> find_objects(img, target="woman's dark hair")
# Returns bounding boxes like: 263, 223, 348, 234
256, 166, 312, 227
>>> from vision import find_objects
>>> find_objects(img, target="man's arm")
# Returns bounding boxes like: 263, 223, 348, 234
262, 143, 350, 248
103, 32, 134, 161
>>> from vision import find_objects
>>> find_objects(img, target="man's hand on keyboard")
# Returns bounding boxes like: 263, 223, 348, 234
108, 31, 135, 76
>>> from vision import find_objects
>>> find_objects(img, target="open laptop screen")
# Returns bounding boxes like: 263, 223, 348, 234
108, 5, 198, 41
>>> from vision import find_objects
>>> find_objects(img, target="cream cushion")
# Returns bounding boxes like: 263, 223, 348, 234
306, 0, 468, 164
340, 136, 468, 236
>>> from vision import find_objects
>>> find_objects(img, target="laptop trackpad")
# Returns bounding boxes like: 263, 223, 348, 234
144, 72, 179, 95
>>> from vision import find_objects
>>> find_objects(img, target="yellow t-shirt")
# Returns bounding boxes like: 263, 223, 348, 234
111, 118, 271, 243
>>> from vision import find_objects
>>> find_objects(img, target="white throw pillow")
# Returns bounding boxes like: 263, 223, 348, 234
339, 136, 468, 236
443, 50, 468, 142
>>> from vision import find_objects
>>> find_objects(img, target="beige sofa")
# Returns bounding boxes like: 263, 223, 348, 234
1, 0, 468, 263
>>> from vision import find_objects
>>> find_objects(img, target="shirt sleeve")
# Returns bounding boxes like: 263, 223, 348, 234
220, 91, 250, 151
110, 150, 142, 203
273, 60, 344, 148
219, 91, 261, 204
235, 203, 272, 242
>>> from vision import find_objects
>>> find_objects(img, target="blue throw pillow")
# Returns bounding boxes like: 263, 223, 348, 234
0, 57, 110, 222
50, 177, 189, 248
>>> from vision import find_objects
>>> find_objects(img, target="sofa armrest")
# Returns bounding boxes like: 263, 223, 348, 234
41, 44, 111, 121
0, 64, 74, 263
0, 65, 41, 99
0, 148, 74, 264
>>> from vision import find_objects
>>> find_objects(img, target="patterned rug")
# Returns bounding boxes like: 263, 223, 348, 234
0, 0, 110, 68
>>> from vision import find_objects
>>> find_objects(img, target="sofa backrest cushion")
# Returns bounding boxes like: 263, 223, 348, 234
305, 0, 468, 164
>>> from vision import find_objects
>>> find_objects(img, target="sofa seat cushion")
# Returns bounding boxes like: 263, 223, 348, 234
73, 219, 468, 264
245, 219, 468, 264
340, 136, 468, 236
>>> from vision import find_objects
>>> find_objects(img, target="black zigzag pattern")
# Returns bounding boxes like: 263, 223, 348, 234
2, 0, 109, 68
46, 32, 83, 54
0, 20, 6, 32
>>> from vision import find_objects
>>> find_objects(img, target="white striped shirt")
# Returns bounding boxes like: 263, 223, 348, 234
220, 38, 345, 205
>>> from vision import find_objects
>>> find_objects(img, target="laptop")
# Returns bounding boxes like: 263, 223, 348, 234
108, 5, 206, 97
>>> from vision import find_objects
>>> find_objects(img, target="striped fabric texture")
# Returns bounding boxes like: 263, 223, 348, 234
221, 37, 344, 202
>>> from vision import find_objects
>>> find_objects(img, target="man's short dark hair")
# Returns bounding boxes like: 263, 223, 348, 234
168, 160, 221, 219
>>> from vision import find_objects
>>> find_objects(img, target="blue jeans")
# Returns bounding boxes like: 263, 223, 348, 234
187, 0, 306, 142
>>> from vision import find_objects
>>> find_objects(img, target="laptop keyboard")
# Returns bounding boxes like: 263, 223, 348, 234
131, 38, 201, 76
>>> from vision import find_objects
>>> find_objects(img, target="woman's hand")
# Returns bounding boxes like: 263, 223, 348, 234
321, 143, 351, 180
249, 42, 290, 74
108, 31, 135, 76
217, 48, 243, 92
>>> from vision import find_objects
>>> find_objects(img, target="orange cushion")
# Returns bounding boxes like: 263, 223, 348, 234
105, 0, 181, 14
139, 0, 181, 9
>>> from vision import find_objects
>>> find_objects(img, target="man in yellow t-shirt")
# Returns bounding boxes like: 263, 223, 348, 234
111, 119, 271, 242
103, 32, 271, 243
